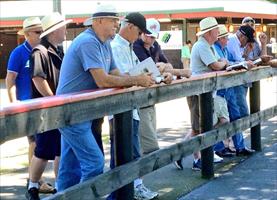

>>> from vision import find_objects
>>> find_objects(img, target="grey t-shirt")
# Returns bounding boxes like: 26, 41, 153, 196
190, 36, 219, 75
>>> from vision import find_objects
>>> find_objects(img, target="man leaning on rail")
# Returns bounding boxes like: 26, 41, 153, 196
56, 4, 154, 192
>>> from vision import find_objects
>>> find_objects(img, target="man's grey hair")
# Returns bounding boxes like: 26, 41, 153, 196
119, 20, 129, 30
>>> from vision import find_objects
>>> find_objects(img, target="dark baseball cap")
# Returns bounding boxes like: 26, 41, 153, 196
239, 25, 255, 43
124, 12, 151, 34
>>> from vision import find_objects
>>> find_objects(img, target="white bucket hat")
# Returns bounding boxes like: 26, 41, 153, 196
218, 25, 229, 38
40, 12, 72, 38
83, 4, 120, 26
146, 18, 160, 38
17, 17, 42, 35
196, 17, 219, 37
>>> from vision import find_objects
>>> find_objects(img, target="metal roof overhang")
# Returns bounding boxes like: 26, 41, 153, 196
0, 7, 276, 28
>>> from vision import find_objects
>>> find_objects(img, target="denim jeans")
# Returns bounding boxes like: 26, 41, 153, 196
225, 87, 246, 150
109, 119, 141, 169
233, 85, 249, 117
57, 121, 104, 191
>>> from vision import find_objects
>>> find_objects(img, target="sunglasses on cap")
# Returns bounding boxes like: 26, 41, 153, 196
31, 30, 42, 34
244, 18, 255, 24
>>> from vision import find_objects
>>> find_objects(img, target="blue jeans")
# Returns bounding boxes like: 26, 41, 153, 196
57, 121, 104, 191
226, 87, 246, 150
234, 85, 249, 117
109, 119, 141, 169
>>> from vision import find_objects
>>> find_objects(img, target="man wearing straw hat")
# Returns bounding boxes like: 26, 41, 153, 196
5, 16, 42, 165
56, 4, 154, 192
184, 17, 228, 171
214, 24, 256, 157
26, 12, 72, 200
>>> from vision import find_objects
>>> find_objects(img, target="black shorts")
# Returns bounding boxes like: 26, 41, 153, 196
34, 129, 61, 160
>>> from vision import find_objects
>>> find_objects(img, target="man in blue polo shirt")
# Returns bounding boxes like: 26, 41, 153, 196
5, 16, 44, 190
56, 4, 154, 191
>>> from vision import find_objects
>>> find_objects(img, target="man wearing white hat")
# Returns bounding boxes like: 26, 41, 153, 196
133, 18, 191, 157
56, 4, 154, 192
5, 17, 42, 168
185, 17, 228, 171
26, 12, 72, 200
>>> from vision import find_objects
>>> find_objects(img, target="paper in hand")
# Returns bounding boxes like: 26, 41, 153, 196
129, 57, 161, 78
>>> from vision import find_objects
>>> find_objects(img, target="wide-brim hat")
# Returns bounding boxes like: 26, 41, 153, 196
146, 18, 160, 38
218, 24, 229, 38
17, 17, 42, 35
196, 17, 219, 37
123, 12, 151, 34
83, 4, 120, 26
40, 12, 72, 38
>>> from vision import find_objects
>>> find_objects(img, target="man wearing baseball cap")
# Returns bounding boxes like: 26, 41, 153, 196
26, 12, 72, 200
225, 24, 257, 158
56, 4, 154, 192
241, 16, 267, 61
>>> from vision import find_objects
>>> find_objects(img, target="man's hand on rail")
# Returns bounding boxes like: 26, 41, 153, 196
162, 72, 173, 84
136, 73, 155, 87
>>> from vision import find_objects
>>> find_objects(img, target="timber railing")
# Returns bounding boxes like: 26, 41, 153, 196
0, 66, 276, 199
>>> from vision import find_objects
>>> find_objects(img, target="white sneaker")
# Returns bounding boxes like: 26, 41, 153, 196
214, 152, 223, 163
134, 184, 158, 200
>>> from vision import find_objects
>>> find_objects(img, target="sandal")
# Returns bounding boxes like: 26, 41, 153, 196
38, 181, 57, 194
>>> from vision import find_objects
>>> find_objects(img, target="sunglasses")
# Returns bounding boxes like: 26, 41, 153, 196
32, 31, 42, 34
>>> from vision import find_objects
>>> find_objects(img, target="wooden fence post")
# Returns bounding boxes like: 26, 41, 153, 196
114, 111, 134, 199
200, 92, 214, 179
250, 81, 261, 151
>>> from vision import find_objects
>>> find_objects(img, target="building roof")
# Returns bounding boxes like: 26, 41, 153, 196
0, 1, 276, 27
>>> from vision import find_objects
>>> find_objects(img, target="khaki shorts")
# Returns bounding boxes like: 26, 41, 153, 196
186, 95, 200, 132
139, 106, 159, 154
213, 95, 229, 125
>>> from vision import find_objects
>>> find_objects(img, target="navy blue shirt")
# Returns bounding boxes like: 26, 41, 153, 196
133, 39, 168, 63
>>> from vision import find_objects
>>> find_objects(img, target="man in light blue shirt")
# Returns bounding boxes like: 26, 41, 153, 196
56, 5, 154, 191
226, 25, 256, 156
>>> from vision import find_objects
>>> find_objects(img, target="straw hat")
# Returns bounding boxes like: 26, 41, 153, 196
196, 17, 219, 37
218, 25, 229, 38
40, 12, 72, 38
17, 17, 42, 35
146, 18, 160, 38
83, 4, 120, 26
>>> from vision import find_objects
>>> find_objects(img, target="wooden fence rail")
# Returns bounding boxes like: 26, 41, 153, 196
0, 66, 276, 199
44, 106, 277, 200
1, 66, 276, 144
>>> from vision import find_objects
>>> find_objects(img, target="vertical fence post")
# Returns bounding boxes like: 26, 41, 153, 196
114, 111, 134, 199
53, 0, 61, 13
200, 92, 214, 179
250, 81, 261, 151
